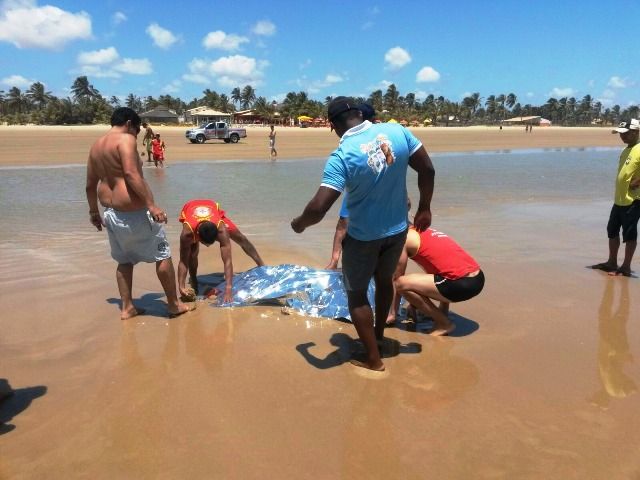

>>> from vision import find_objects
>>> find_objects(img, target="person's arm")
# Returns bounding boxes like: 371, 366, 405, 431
408, 146, 435, 232
217, 225, 234, 303
291, 186, 341, 233
119, 135, 165, 221
85, 158, 103, 231
325, 216, 348, 269
178, 225, 195, 296
387, 246, 409, 324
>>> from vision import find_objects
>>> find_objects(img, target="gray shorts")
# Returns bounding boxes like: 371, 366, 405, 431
104, 208, 171, 265
341, 229, 408, 293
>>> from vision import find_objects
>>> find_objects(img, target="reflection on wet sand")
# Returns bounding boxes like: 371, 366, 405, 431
590, 279, 637, 408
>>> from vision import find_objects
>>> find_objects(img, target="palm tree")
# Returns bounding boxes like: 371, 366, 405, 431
70, 76, 100, 102
230, 87, 242, 108
218, 94, 234, 113
6, 87, 27, 114
26, 82, 53, 110
505, 93, 517, 111
383, 84, 400, 113
240, 85, 256, 109
0, 89, 5, 115
125, 93, 142, 112
109, 96, 121, 107
253, 96, 275, 123
367, 90, 383, 114
484, 95, 496, 122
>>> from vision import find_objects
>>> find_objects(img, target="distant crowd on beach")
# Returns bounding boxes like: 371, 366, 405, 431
84, 104, 640, 373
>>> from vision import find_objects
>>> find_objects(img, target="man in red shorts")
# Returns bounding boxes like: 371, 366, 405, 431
178, 199, 265, 302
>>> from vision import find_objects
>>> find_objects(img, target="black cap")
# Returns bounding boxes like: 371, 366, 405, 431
327, 96, 360, 122
358, 103, 376, 122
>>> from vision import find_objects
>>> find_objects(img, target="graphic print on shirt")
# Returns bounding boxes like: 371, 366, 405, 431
360, 134, 395, 174
193, 206, 213, 221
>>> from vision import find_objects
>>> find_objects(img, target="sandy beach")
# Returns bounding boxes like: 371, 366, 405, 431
1, 126, 638, 479
0, 124, 621, 166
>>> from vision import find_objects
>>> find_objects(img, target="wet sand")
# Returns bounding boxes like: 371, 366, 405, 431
1, 131, 639, 479
0, 124, 621, 167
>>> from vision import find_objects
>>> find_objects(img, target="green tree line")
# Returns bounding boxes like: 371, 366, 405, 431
1, 76, 638, 126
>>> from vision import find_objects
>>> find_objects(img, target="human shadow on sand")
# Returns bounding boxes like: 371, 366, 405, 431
106, 292, 171, 319
296, 333, 422, 370
390, 311, 480, 337
0, 381, 47, 435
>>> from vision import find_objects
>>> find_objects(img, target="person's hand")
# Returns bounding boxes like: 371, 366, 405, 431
413, 208, 432, 232
325, 259, 339, 270
291, 217, 305, 233
149, 205, 168, 223
223, 287, 233, 304
630, 179, 640, 190
89, 212, 103, 231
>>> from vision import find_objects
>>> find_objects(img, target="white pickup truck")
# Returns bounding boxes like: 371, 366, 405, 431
185, 122, 247, 144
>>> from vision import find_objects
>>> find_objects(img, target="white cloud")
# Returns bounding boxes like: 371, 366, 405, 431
309, 74, 344, 93
608, 76, 629, 88
416, 66, 440, 82
549, 87, 575, 97
1, 74, 34, 88
112, 11, 127, 25
601, 89, 615, 99
114, 58, 152, 75
77, 46, 119, 65
146, 23, 178, 49
76, 47, 152, 77
252, 20, 276, 36
367, 80, 393, 91
384, 47, 411, 70
183, 55, 265, 88
0, 1, 91, 49
202, 30, 248, 51
162, 79, 182, 94
526, 92, 534, 98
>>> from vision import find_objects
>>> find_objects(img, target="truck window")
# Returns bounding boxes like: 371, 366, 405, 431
217, 122, 226, 129
206, 123, 215, 129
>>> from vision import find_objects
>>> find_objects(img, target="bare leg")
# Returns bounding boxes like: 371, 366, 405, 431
610, 240, 636, 276
229, 230, 265, 266
395, 273, 455, 336
116, 263, 144, 320
348, 291, 384, 371
591, 237, 620, 271
156, 258, 193, 317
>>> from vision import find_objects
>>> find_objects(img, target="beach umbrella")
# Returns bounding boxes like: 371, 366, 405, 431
387, 118, 398, 123
297, 115, 313, 122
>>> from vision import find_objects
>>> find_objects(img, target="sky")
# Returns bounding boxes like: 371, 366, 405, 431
0, 0, 638, 108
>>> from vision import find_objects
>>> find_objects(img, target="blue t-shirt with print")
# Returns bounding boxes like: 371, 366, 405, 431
321, 121, 422, 241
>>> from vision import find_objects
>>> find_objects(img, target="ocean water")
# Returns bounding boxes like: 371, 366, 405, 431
0, 147, 618, 263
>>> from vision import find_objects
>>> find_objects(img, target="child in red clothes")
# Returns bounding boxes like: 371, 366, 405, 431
388, 227, 484, 336
151, 134, 166, 168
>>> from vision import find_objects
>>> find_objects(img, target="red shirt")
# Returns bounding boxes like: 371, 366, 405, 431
410, 228, 480, 280
179, 200, 228, 242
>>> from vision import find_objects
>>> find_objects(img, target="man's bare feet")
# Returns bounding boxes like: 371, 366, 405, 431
590, 262, 617, 273
168, 303, 196, 319
608, 266, 632, 277
121, 307, 146, 320
349, 358, 385, 372
428, 321, 455, 336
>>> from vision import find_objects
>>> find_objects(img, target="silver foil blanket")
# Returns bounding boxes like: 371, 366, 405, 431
212, 264, 375, 320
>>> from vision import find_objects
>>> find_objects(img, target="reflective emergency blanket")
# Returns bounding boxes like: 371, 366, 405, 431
212, 264, 375, 320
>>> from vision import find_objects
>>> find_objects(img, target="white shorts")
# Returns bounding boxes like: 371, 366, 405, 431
104, 208, 171, 264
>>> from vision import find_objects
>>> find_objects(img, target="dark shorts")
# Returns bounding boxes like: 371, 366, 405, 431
434, 270, 485, 303
607, 200, 640, 242
341, 229, 408, 293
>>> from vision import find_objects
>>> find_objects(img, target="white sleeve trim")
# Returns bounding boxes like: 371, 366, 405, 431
409, 142, 423, 156
320, 183, 344, 193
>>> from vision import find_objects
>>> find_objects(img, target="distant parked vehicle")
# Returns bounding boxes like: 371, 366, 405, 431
185, 122, 247, 144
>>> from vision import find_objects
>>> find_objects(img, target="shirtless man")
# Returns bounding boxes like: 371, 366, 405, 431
178, 199, 265, 303
141, 122, 154, 161
268, 125, 277, 160
86, 107, 192, 320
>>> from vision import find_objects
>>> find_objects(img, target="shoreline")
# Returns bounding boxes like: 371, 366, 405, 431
0, 125, 621, 167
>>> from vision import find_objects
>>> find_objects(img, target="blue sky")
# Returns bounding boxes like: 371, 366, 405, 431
0, 0, 638, 108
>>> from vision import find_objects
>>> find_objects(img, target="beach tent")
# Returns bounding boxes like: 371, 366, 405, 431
297, 115, 313, 122
387, 118, 398, 123
539, 118, 552, 126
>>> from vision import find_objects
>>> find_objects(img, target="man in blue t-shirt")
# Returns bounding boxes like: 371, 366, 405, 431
291, 96, 435, 372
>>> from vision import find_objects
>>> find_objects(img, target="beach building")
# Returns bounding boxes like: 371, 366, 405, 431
503, 115, 552, 126
140, 105, 180, 124
184, 106, 232, 125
